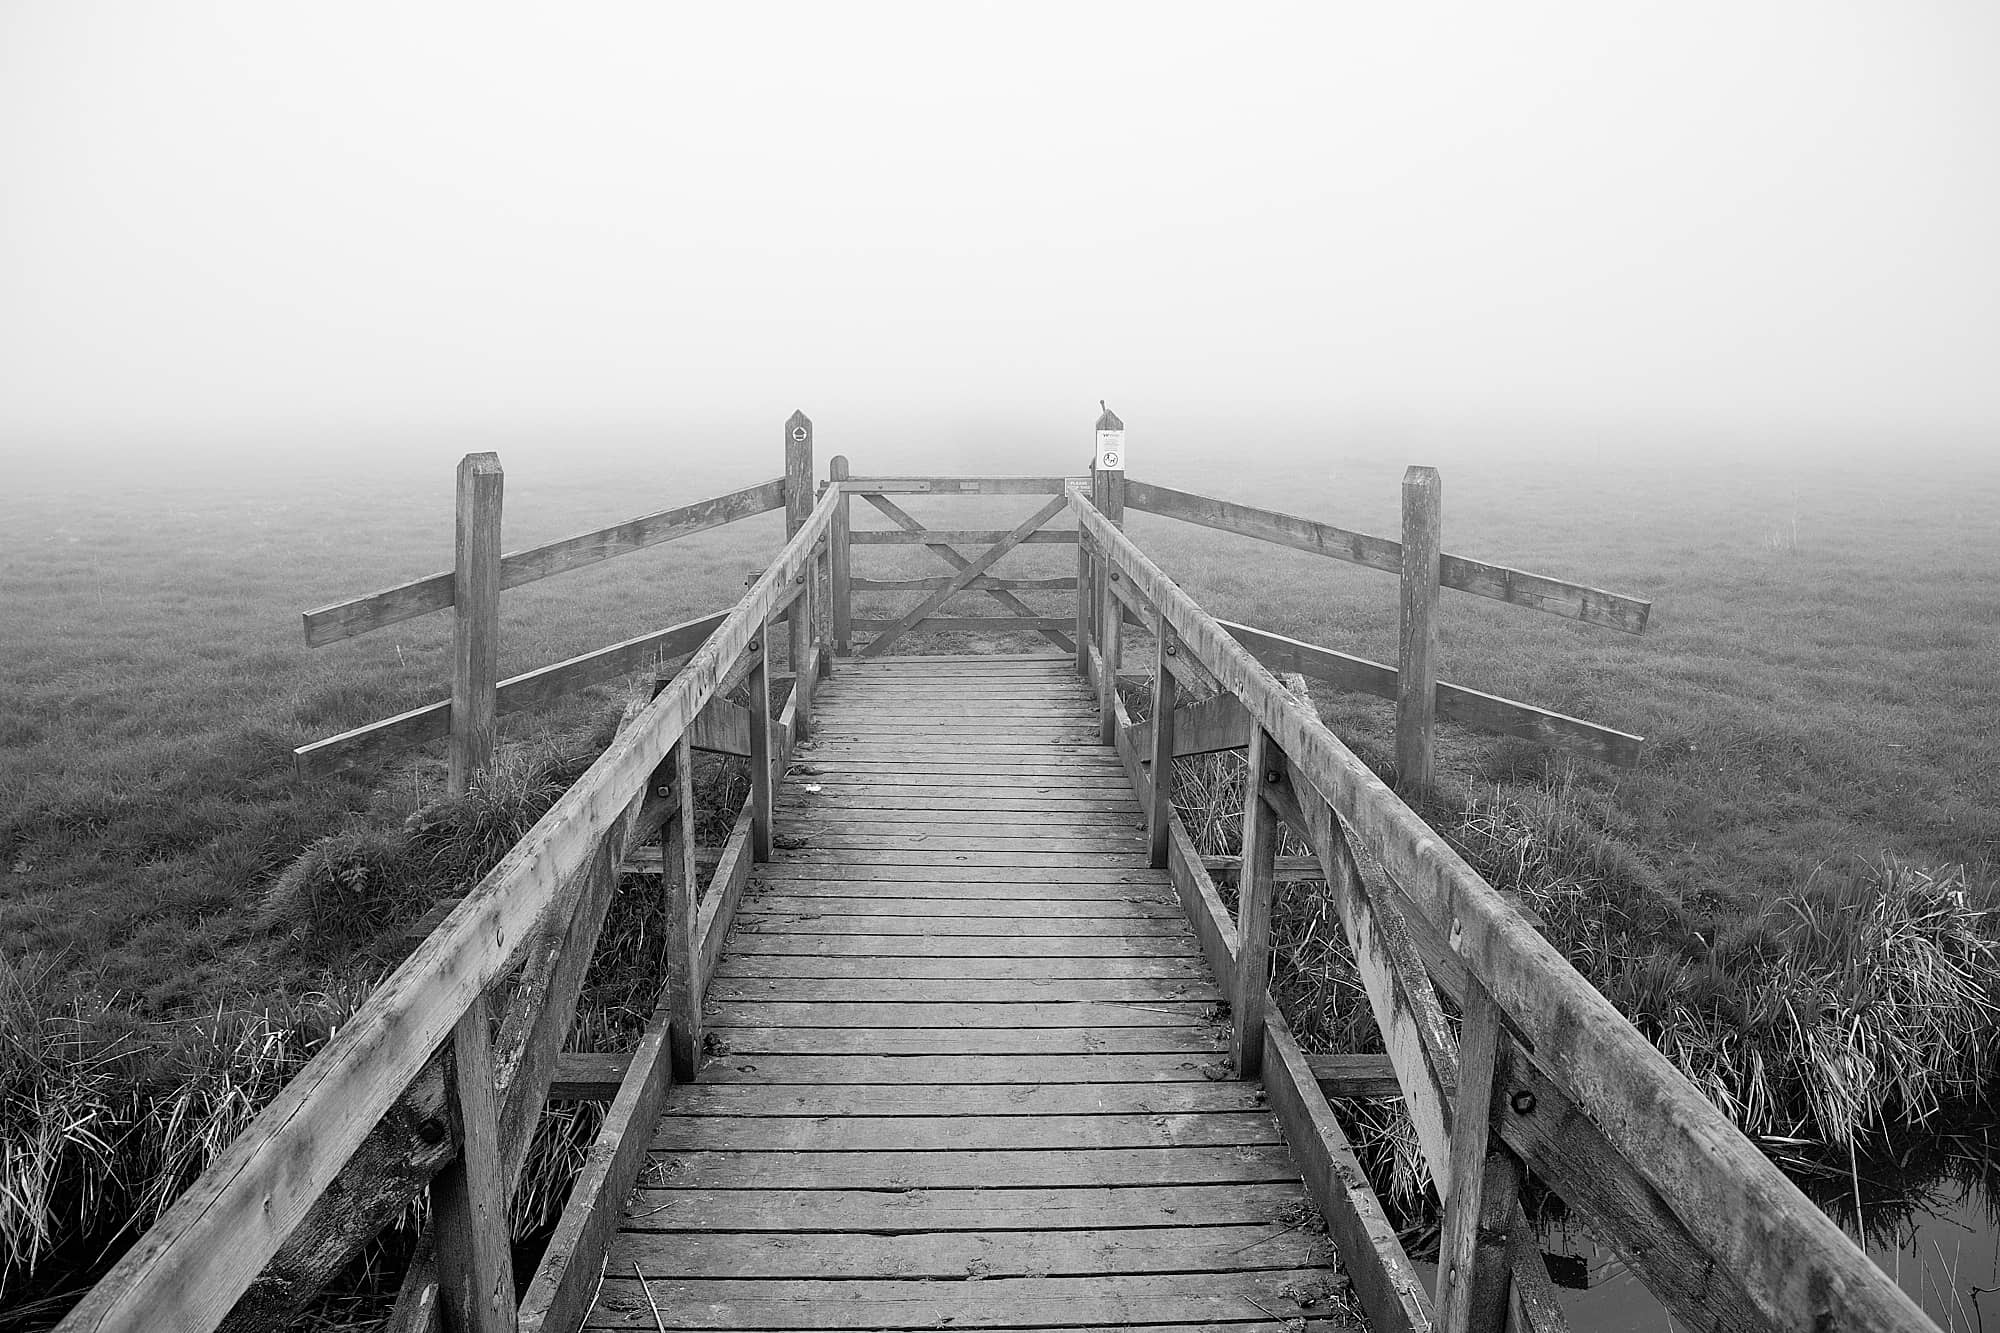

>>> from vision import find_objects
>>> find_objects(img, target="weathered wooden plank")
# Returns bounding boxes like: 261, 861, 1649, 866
845, 616, 1076, 633
740, 895, 1175, 919
746, 644, 772, 861
742, 863, 1163, 883
686, 694, 750, 756
1306, 1052, 1408, 1100
1125, 477, 1650, 633
619, 1181, 1305, 1231
613, 1222, 1328, 1279
714, 1025, 1218, 1056
840, 475, 1073, 494
302, 478, 784, 646
517, 1008, 673, 1333
644, 1144, 1292, 1191
54, 486, 842, 1333
713, 952, 1205, 980
710, 998, 1212, 1027
828, 456, 852, 654
584, 1271, 1344, 1330
850, 573, 1078, 592
748, 874, 1166, 898
663, 738, 701, 1080
725, 933, 1201, 959
1070, 489, 1933, 1333
651, 1111, 1278, 1153
293, 612, 726, 776
699, 1051, 1224, 1083
733, 915, 1188, 939
848, 527, 1076, 545
707, 977, 1218, 1003
650, 1079, 1265, 1117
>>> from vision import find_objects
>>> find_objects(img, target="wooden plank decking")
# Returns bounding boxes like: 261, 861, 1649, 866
587, 655, 1359, 1331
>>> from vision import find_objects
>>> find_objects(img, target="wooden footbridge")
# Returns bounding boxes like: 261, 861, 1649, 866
58, 412, 1941, 1333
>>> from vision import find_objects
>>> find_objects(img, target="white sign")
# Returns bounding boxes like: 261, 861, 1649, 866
1095, 428, 1126, 472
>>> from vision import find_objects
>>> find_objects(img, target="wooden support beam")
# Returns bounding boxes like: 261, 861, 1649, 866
432, 992, 514, 1333
302, 479, 786, 646
1097, 573, 1123, 745
746, 640, 772, 862
664, 737, 700, 1081
829, 456, 852, 654
1146, 623, 1178, 869
1436, 980, 1515, 1333
1229, 726, 1278, 1077
450, 454, 503, 796
849, 574, 1078, 593
1396, 465, 1441, 797
847, 527, 1076, 545
836, 476, 1072, 494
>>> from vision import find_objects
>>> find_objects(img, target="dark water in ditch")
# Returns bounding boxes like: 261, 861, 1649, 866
1453, 1126, 2000, 1330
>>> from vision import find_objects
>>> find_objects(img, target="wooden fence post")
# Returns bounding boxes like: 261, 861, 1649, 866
828, 455, 852, 655
1147, 621, 1178, 868
1074, 520, 1094, 678
664, 735, 701, 1081
784, 411, 814, 737
1436, 979, 1520, 1333
433, 991, 516, 1333
747, 629, 773, 862
1396, 465, 1441, 796
450, 453, 503, 796
1230, 724, 1279, 1077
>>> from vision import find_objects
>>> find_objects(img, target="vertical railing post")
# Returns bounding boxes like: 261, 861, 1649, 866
1436, 979, 1520, 1333
747, 628, 773, 862
664, 734, 702, 1081
433, 991, 516, 1333
1396, 465, 1441, 796
1230, 725, 1279, 1077
1074, 517, 1094, 677
784, 411, 814, 739
1146, 620, 1178, 869
1092, 405, 1126, 740
829, 454, 852, 656
450, 453, 503, 796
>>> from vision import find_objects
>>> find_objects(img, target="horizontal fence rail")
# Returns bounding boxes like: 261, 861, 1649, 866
303, 478, 788, 647
1067, 481, 1934, 1333
1124, 477, 1651, 634
57, 486, 843, 1333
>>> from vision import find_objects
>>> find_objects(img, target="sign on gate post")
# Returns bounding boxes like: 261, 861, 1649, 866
1094, 400, 1126, 471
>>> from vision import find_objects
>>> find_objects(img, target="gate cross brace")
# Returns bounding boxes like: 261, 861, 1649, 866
857, 492, 1077, 656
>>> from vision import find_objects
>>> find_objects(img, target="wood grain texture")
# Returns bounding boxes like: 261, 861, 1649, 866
431, 993, 514, 1333
1395, 466, 1441, 796
847, 527, 1076, 545
828, 456, 852, 654
302, 478, 784, 646
449, 453, 503, 795
837, 475, 1073, 494
1229, 727, 1278, 1078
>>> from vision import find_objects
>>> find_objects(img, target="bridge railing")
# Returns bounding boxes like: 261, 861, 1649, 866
1069, 483, 1936, 1333
57, 485, 844, 1333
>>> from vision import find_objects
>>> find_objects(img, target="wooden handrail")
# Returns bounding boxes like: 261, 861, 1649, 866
57, 485, 843, 1333
302, 478, 788, 647
1066, 484, 1933, 1333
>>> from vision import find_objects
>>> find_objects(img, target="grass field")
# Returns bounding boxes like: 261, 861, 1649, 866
3, 425, 1997, 1318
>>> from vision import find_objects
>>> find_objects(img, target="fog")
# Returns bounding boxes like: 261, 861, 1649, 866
4, 2, 1997, 475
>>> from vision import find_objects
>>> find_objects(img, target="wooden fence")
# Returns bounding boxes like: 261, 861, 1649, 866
1069, 481, 1934, 1332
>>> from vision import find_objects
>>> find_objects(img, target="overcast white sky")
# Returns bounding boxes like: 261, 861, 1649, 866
3, 2, 1996, 458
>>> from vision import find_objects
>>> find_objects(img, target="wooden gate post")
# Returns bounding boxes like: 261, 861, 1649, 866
451, 453, 504, 796
663, 734, 702, 1081
828, 455, 852, 655
746, 628, 773, 863
1092, 405, 1126, 738
1395, 465, 1441, 796
784, 412, 814, 738
1146, 621, 1179, 869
